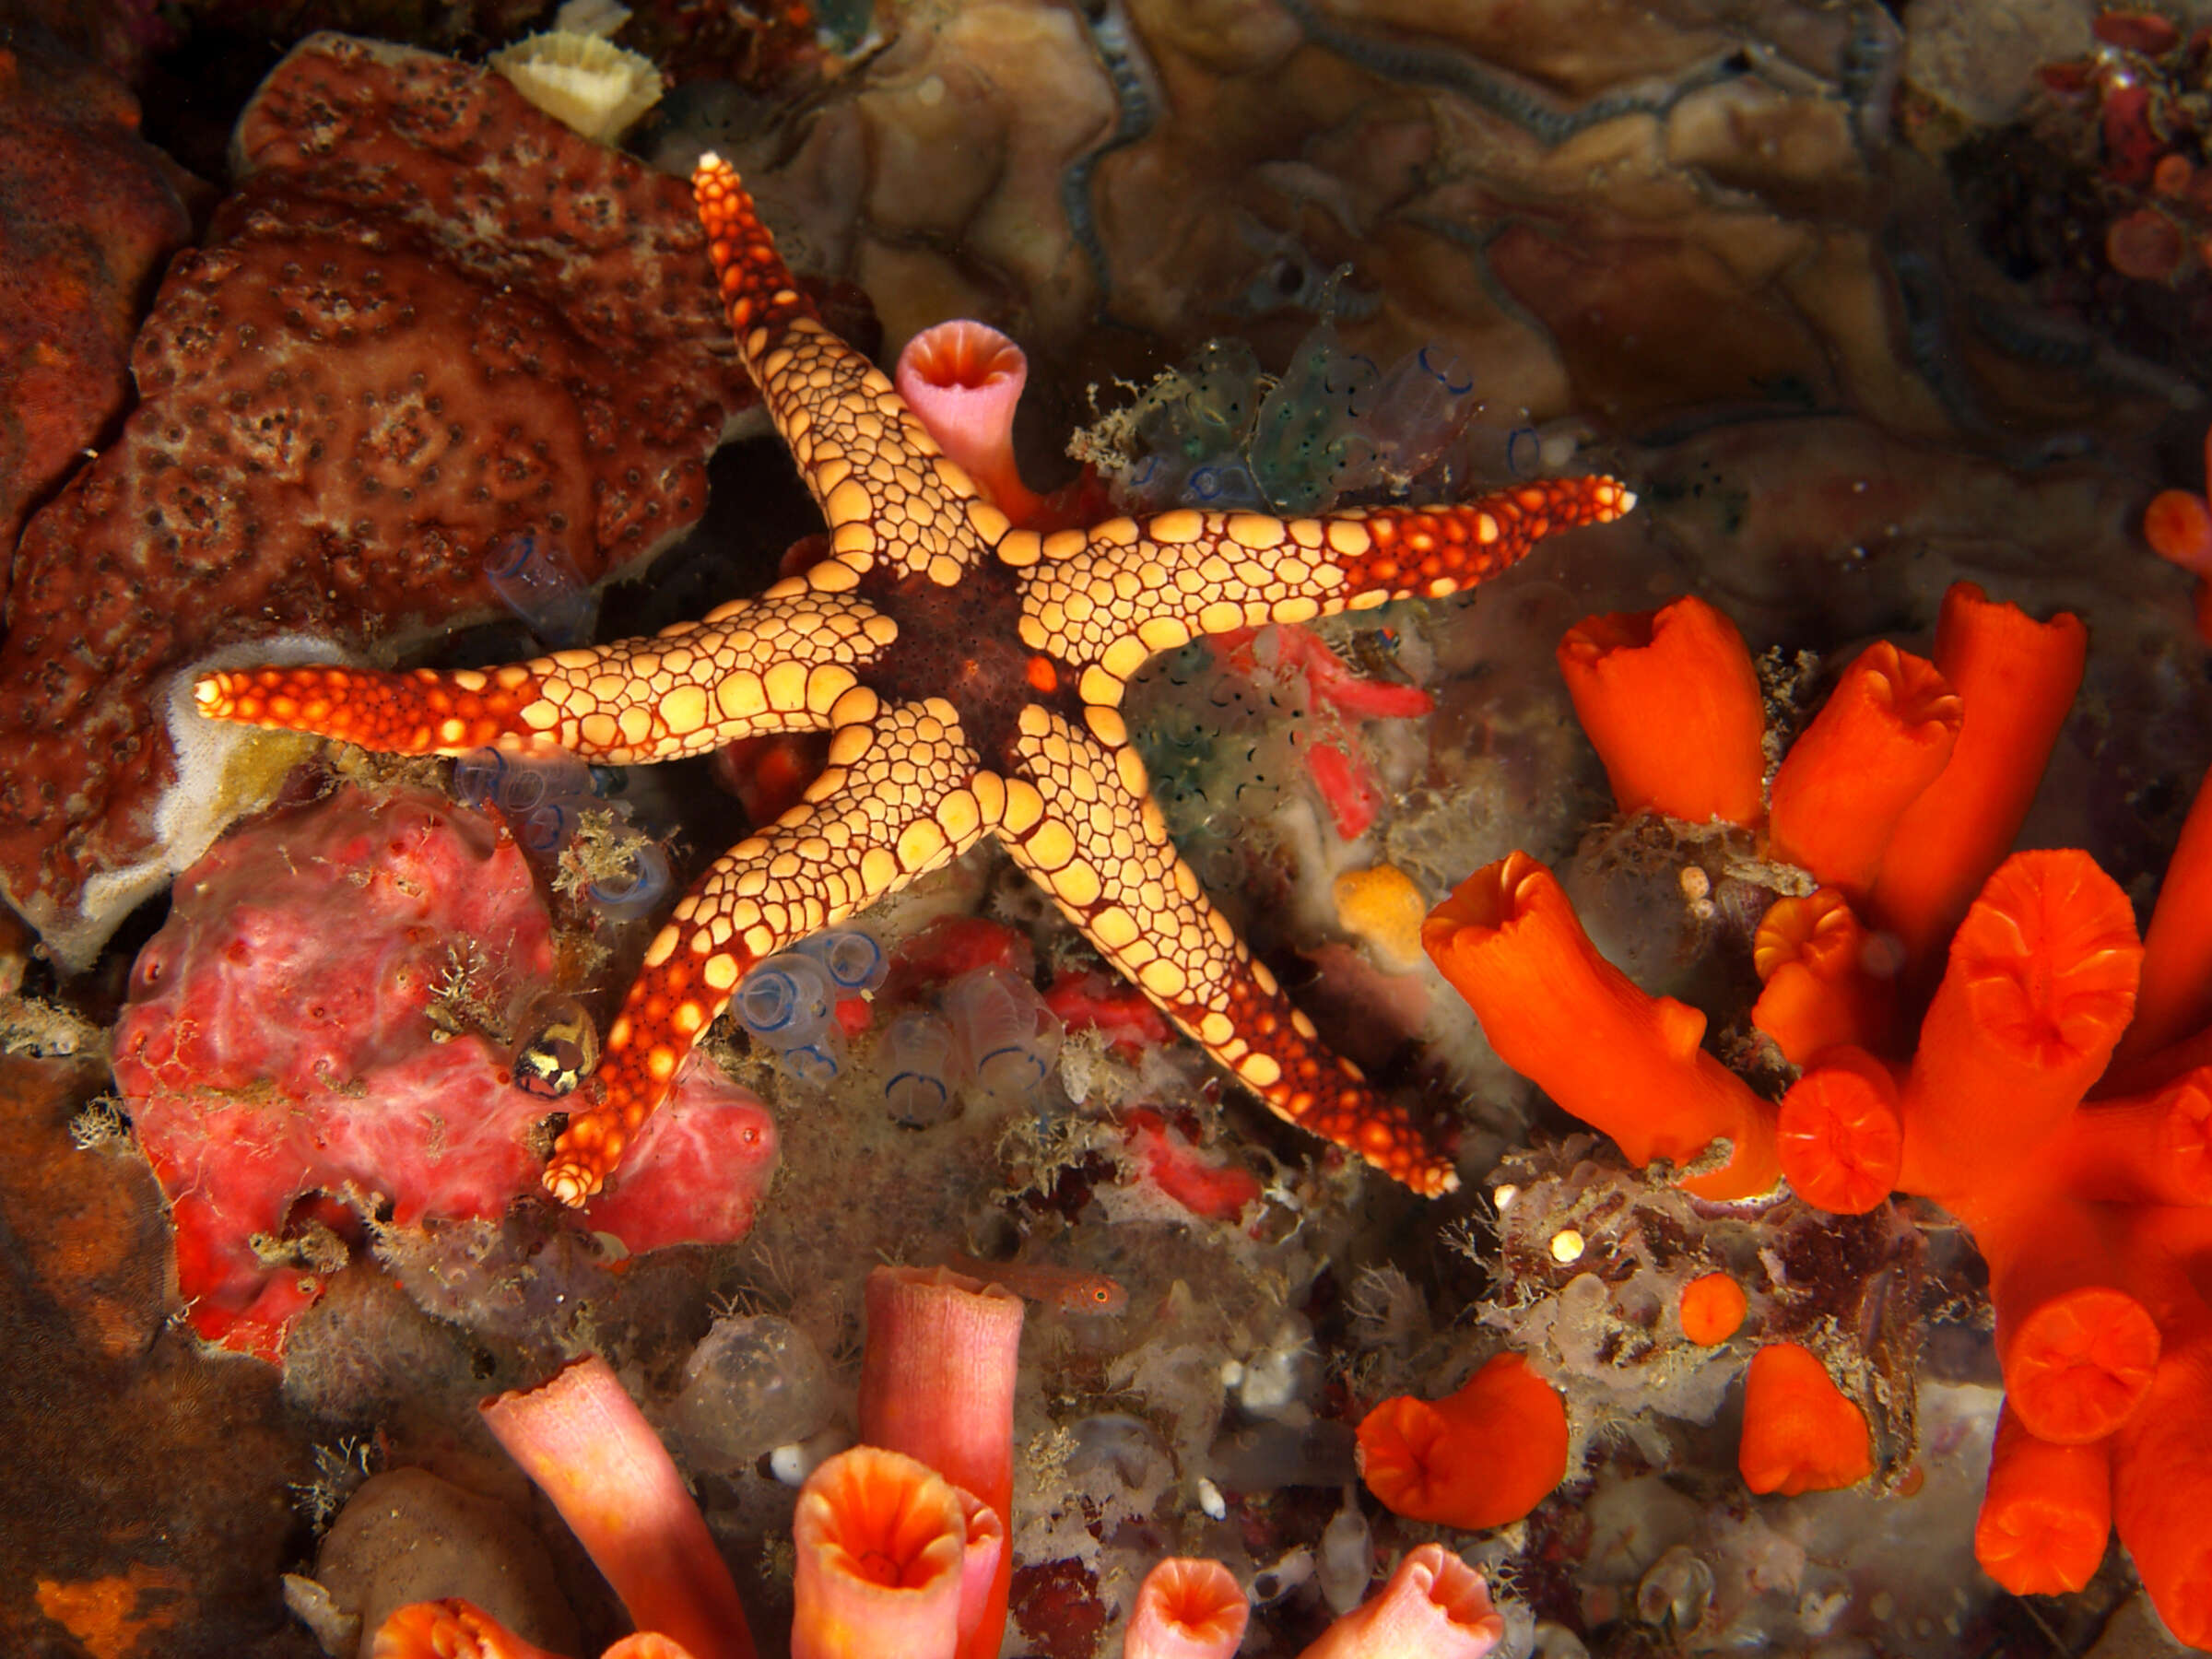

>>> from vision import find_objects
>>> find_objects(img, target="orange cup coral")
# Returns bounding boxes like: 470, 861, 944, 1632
1678, 1271, 1748, 1346
1124, 1558, 1250, 1659
1356, 1352, 1569, 1531
1765, 640, 1961, 903
856, 1265, 1024, 1659
477, 1355, 755, 1659
1736, 1341, 1873, 1497
1294, 1543, 1506, 1659
792, 1446, 971, 1659
1555, 596, 1767, 827
1423, 852, 1780, 1199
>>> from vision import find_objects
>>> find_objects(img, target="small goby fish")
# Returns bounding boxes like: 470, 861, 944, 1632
945, 1253, 1127, 1314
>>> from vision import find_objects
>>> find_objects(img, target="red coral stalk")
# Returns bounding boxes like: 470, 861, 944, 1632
2113, 767, 2212, 1066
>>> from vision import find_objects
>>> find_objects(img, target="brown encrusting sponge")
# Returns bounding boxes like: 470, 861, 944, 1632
0, 33, 756, 968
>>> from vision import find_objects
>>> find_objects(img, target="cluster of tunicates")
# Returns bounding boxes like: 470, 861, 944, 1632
483, 528, 600, 648
732, 928, 888, 1085
878, 965, 1064, 1126
451, 747, 672, 921
662, 1312, 837, 1476
1109, 302, 1502, 515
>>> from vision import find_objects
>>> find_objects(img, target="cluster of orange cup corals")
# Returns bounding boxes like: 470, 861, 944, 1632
1416, 579, 2212, 1646
370, 1265, 1512, 1659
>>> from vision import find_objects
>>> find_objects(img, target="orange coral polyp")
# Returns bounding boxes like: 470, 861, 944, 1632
1678, 1271, 1748, 1346
1864, 584, 2088, 971
1751, 890, 1898, 1065
1766, 641, 1961, 900
2000, 1282, 2162, 1446
1556, 595, 1768, 827
1295, 1543, 1506, 1659
478, 1356, 754, 1659
1124, 1558, 1250, 1659
1776, 1046, 1904, 1215
2147, 488, 2212, 576
1737, 1341, 1874, 1496
371, 1600, 576, 1659
856, 1265, 1024, 1659
2114, 768, 2212, 1066
2066, 1069, 2212, 1206
1900, 850, 2142, 1208
793, 1446, 968, 1659
1357, 1352, 1569, 1530
1423, 852, 1781, 1199
1973, 1406, 2112, 1596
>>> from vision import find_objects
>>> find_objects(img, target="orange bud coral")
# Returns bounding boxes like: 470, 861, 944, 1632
1357, 1352, 1569, 1530
478, 1356, 754, 1659
1766, 641, 1960, 901
893, 320, 1042, 524
1751, 890, 1898, 1065
1678, 1272, 1747, 1346
1776, 1045, 1904, 1215
793, 1446, 969, 1659
1900, 850, 2141, 1206
1424, 852, 1780, 1199
857, 1265, 1024, 1659
2147, 488, 2212, 577
371, 1599, 577, 1659
2113, 768, 2212, 1066
1973, 1406, 2112, 1596
1556, 596, 1767, 827
1295, 1543, 1505, 1659
1736, 1341, 1873, 1496
1124, 1558, 1250, 1659
1865, 584, 2087, 971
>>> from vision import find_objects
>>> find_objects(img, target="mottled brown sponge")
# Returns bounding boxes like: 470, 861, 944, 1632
0, 33, 759, 967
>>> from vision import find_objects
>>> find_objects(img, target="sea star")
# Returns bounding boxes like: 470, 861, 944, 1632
193, 154, 1635, 1202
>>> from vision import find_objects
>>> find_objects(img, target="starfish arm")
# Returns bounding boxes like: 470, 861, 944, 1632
193, 591, 898, 761
1014, 479, 1634, 702
693, 153, 997, 588
998, 702, 1460, 1195
544, 694, 992, 1203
